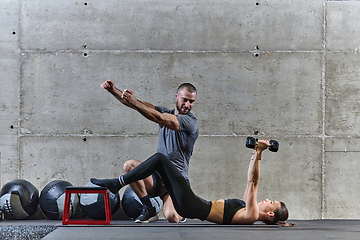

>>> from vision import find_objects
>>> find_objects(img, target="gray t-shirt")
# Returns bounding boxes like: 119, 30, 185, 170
155, 106, 199, 180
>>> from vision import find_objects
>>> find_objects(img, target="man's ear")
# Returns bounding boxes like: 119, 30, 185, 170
267, 212, 275, 218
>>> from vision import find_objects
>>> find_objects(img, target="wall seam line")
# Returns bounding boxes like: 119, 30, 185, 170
321, 0, 328, 220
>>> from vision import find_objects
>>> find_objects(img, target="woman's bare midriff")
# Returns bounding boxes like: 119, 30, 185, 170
206, 199, 225, 224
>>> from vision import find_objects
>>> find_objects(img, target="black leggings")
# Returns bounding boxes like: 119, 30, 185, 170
123, 153, 212, 220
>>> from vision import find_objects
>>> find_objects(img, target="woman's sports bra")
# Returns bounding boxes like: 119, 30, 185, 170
223, 199, 246, 224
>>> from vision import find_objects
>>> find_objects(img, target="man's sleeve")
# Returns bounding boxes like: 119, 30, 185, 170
177, 115, 198, 133
155, 106, 167, 113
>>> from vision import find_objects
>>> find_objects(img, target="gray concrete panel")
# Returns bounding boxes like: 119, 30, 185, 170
190, 136, 322, 220
20, 51, 322, 136
19, 135, 158, 190
326, 1, 360, 51
0, 135, 19, 188
0, 52, 19, 133
193, 52, 322, 136
326, 52, 360, 136
19, 51, 159, 135
0, 0, 20, 51
20, 0, 323, 51
0, 52, 20, 187
324, 138, 360, 218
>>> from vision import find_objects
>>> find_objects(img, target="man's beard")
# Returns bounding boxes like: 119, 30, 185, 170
176, 102, 190, 115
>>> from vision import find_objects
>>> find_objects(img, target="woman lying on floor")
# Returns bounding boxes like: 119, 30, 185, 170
91, 140, 294, 226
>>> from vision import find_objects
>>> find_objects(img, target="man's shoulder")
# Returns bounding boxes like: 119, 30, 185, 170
178, 111, 197, 122
177, 112, 199, 134
155, 106, 174, 114
186, 111, 197, 120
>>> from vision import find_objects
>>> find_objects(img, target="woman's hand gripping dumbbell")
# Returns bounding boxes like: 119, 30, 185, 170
245, 136, 279, 152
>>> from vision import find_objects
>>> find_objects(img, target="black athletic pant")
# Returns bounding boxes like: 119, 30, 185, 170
123, 153, 211, 220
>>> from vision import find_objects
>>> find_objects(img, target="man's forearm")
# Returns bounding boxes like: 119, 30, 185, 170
108, 87, 135, 108
131, 99, 162, 123
121, 89, 179, 130
109, 87, 123, 100
139, 100, 155, 109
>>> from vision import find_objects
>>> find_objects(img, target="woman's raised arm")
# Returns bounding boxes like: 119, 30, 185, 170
242, 140, 269, 222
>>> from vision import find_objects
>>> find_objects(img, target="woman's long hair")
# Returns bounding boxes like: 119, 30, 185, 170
263, 201, 289, 225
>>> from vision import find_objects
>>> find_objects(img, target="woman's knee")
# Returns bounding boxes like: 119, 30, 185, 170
154, 152, 168, 162
163, 207, 182, 223
162, 195, 182, 223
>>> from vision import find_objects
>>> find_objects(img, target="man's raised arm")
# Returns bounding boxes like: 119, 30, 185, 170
101, 79, 154, 110
122, 89, 180, 131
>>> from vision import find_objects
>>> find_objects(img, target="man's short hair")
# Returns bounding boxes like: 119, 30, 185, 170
177, 83, 197, 94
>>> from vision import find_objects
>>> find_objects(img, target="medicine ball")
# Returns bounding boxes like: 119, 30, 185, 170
79, 182, 120, 220
122, 186, 163, 219
39, 180, 79, 220
0, 179, 39, 220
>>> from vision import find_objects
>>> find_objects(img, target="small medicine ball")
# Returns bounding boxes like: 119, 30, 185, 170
122, 186, 163, 219
39, 180, 79, 220
79, 182, 120, 220
0, 179, 39, 220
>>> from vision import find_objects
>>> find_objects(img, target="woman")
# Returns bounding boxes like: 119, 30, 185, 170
91, 140, 292, 226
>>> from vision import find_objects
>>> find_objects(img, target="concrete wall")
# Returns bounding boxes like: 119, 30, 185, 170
1, 0, 360, 220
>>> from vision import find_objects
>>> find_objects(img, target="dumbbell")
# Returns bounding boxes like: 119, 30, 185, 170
245, 137, 279, 152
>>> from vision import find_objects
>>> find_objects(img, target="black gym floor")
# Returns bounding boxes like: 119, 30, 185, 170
1, 219, 360, 240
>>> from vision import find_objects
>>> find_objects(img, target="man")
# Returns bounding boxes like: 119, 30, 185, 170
100, 80, 198, 223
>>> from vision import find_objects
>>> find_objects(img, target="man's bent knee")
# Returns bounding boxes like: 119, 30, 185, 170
123, 159, 141, 174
